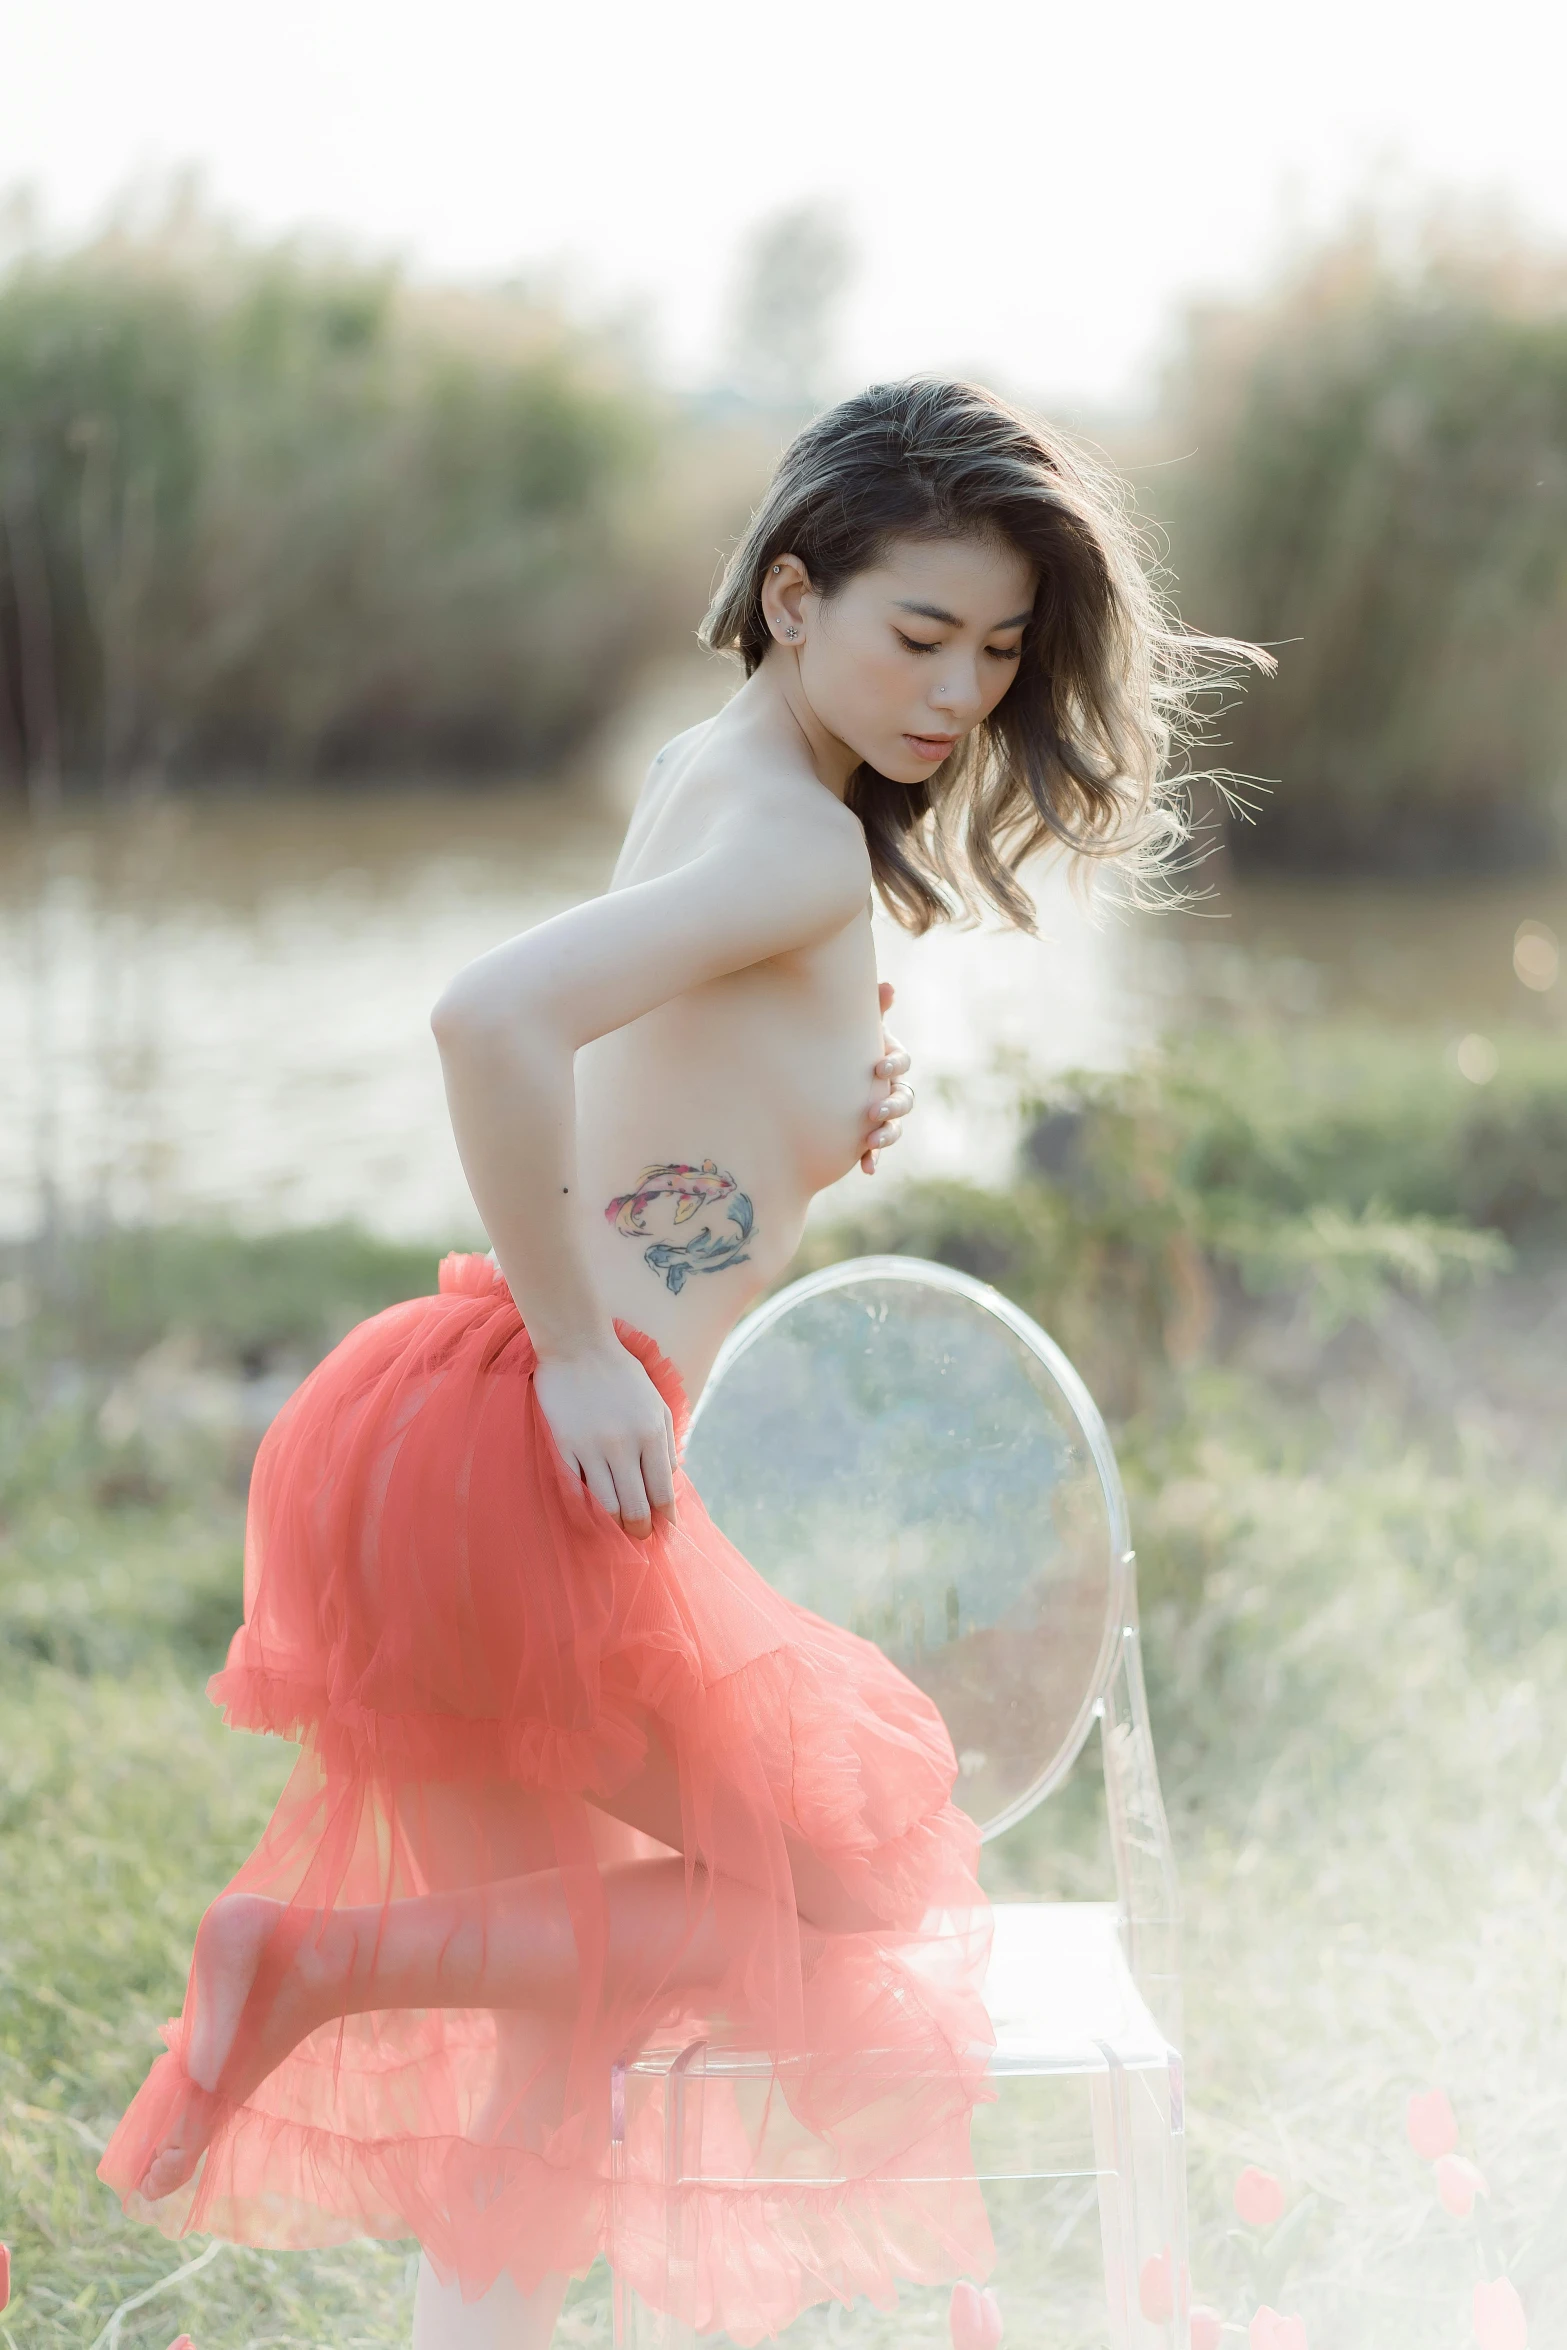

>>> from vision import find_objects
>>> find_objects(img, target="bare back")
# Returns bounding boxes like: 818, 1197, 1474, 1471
575, 722, 883, 1395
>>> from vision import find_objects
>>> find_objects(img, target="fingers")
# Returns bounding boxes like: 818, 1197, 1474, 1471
860, 1121, 902, 1174
581, 1412, 679, 1542
579, 1455, 624, 1523
606, 1446, 654, 1540
862, 1081, 913, 1150
642, 1414, 680, 1534
869, 986, 913, 1178
861, 1056, 915, 1173
537, 1352, 679, 1544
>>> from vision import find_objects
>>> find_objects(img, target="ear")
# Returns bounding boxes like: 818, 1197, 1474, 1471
759, 552, 812, 650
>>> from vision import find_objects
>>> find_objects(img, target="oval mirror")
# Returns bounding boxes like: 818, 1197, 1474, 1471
684, 1256, 1128, 1840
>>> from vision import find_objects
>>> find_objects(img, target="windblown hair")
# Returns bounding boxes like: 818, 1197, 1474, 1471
702, 377, 1269, 933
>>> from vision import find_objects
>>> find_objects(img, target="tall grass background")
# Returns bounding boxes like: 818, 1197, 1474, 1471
2, 187, 1566, 2347
3, 200, 1567, 873
1154, 215, 1567, 873
0, 204, 760, 794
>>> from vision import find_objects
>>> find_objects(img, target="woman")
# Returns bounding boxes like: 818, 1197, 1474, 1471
101, 378, 1245, 2347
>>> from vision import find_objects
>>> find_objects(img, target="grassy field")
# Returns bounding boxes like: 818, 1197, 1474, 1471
2, 1026, 1566, 2347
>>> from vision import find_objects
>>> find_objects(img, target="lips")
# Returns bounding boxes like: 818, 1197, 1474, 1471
904, 733, 957, 761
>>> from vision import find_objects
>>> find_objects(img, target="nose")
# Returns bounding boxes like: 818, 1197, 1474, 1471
930, 660, 984, 720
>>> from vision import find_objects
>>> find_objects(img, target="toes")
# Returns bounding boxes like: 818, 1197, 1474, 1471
141, 2149, 186, 2201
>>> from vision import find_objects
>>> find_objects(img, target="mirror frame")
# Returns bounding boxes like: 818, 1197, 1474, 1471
687, 1254, 1132, 1841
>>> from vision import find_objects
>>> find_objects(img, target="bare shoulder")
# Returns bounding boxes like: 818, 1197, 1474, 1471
649, 717, 715, 774
711, 762, 871, 931
628, 719, 715, 822
620, 704, 871, 951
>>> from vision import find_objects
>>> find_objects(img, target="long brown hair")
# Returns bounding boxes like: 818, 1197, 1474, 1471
702, 377, 1268, 933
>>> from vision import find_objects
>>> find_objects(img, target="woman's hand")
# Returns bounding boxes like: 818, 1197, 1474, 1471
534, 1341, 679, 1541
860, 980, 915, 1175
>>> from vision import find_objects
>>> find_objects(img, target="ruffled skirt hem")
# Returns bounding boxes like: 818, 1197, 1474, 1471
99, 1254, 994, 2339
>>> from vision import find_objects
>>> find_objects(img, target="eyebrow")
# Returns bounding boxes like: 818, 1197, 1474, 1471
893, 599, 1034, 630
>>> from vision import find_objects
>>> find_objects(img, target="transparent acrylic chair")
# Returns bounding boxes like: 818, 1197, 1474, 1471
610, 1257, 1186, 2350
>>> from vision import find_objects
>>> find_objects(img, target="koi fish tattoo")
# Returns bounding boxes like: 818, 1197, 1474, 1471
604, 1158, 756, 1295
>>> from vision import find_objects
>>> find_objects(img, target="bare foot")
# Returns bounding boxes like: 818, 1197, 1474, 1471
140, 1893, 337, 2201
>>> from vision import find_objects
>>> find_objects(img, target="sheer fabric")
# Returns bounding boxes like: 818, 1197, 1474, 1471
100, 1255, 993, 2340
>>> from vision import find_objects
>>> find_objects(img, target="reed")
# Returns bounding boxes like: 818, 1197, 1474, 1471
0, 213, 726, 795
1155, 214, 1567, 873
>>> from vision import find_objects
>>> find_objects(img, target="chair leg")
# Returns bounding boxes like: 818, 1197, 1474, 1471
610, 2048, 706, 2350
1163, 2053, 1192, 2347
1091, 2046, 1192, 2350
1091, 2043, 1140, 2349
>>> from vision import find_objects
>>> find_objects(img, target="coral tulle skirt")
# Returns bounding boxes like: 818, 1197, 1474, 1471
100, 1254, 993, 2340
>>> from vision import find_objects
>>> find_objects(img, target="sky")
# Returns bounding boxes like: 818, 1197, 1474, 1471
2, 0, 1566, 411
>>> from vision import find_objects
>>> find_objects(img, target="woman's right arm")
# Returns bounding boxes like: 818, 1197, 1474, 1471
430, 805, 870, 1539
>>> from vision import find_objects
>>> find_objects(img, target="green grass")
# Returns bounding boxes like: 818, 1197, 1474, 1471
0, 1497, 409, 2343
5, 1384, 1564, 2346
3, 1035, 1566, 2344
975, 1380, 1567, 2343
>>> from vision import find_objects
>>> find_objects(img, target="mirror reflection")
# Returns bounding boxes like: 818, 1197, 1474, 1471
685, 1266, 1125, 1836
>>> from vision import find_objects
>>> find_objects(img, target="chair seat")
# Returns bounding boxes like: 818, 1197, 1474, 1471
985, 1901, 1171, 2072
626, 1901, 1171, 2086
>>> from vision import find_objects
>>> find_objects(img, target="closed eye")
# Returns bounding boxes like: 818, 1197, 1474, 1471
897, 629, 1023, 662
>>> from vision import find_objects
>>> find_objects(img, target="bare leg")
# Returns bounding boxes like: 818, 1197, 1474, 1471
139, 1854, 779, 2202
590, 1723, 882, 1939
139, 1725, 876, 2204
412, 2256, 568, 2350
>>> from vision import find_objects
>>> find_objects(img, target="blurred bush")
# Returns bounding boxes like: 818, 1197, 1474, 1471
29, 1220, 439, 1371
802, 1023, 1567, 1413
1158, 216, 1567, 873
0, 211, 728, 791
1036, 1023, 1567, 1240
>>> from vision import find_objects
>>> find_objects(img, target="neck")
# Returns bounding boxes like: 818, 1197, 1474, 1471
738, 656, 860, 800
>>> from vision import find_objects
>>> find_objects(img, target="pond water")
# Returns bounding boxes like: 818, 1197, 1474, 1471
2, 671, 1563, 1245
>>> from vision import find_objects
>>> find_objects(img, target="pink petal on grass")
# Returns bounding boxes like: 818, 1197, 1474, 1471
1139, 2250, 1174, 2323
949, 2283, 1003, 2350
1407, 2088, 1459, 2161
1472, 2278, 1528, 2350
1235, 2167, 1287, 2227
1437, 2154, 1490, 2218
1191, 2309, 1224, 2350
0, 2243, 9, 2312
166, 2339, 195, 2350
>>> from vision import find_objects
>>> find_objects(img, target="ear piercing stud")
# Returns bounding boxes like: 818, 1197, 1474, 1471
786, 627, 799, 639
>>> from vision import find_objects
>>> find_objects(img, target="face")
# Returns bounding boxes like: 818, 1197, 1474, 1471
764, 532, 1037, 784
